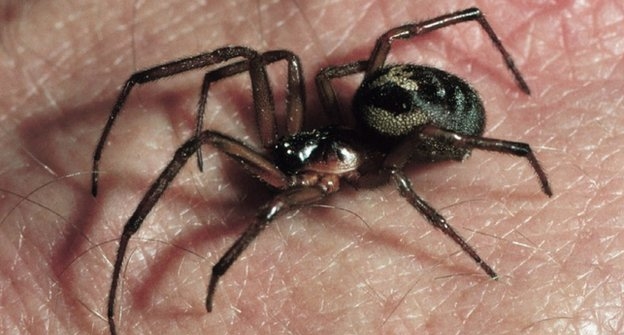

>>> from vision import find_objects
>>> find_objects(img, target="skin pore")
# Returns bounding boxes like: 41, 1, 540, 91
0, 0, 622, 334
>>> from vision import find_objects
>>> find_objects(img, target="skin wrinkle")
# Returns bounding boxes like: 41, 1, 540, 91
0, 0, 622, 334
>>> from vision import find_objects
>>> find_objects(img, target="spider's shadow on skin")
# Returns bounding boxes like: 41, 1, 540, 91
16, 96, 123, 328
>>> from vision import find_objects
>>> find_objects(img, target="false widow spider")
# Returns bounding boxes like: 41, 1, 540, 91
91, 7, 552, 334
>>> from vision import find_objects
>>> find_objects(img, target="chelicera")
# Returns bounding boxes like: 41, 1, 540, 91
91, 7, 552, 334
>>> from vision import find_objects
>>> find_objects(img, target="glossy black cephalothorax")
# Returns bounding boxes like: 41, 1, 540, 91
91, 7, 552, 334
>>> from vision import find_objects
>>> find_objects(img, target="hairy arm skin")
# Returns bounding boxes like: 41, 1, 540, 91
0, 0, 622, 334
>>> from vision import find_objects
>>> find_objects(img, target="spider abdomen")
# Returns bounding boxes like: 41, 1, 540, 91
353, 64, 486, 160
353, 64, 486, 136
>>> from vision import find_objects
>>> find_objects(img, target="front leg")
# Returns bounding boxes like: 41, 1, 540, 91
107, 129, 290, 335
205, 185, 328, 312
92, 46, 262, 196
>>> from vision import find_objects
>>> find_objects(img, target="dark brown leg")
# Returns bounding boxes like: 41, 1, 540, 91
107, 130, 290, 335
205, 186, 327, 312
388, 169, 499, 278
195, 50, 305, 170
92, 46, 266, 196
374, 134, 499, 278
315, 60, 367, 124
366, 7, 530, 94
419, 125, 552, 196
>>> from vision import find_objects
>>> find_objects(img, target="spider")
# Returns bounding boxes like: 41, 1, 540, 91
91, 7, 552, 334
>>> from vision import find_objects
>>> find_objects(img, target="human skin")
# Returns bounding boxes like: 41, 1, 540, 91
1, 0, 622, 334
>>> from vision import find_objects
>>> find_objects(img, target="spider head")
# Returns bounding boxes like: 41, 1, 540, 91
272, 127, 363, 176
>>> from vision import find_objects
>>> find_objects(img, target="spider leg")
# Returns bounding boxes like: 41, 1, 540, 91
107, 130, 290, 335
375, 123, 552, 279
355, 139, 499, 278
388, 168, 499, 278
419, 125, 552, 196
205, 185, 327, 312
315, 60, 368, 125
366, 7, 530, 94
195, 50, 305, 170
92, 46, 269, 196
266, 50, 306, 136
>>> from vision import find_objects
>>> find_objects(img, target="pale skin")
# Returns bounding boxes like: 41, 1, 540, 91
1, 0, 622, 334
